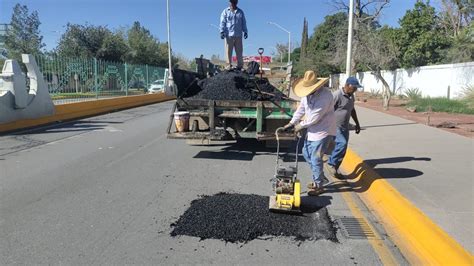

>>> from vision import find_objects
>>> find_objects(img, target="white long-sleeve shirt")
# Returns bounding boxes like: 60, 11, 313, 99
290, 87, 336, 141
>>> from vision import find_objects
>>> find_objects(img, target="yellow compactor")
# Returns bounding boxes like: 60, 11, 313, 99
269, 127, 302, 213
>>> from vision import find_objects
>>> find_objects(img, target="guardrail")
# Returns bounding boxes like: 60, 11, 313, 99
34, 54, 168, 104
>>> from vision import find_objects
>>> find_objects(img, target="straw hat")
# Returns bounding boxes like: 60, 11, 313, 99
293, 70, 329, 97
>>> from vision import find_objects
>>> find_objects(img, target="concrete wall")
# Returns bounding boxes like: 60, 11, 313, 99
330, 62, 474, 98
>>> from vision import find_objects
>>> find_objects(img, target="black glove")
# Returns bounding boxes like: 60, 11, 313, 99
355, 124, 361, 134
244, 32, 248, 39
220, 32, 225, 39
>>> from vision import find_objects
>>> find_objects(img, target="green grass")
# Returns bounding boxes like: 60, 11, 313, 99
50, 93, 97, 100
406, 97, 474, 115
50, 90, 147, 100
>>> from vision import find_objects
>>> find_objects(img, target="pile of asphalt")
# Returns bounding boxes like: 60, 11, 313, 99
188, 70, 287, 101
170, 193, 337, 243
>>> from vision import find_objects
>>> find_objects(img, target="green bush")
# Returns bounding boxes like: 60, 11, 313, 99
404, 88, 422, 100
459, 85, 474, 108
406, 97, 474, 114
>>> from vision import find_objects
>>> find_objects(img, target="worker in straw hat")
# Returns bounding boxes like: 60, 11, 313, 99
283, 70, 336, 196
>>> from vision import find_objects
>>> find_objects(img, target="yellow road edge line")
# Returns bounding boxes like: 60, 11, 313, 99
338, 188, 399, 265
0, 93, 175, 134
339, 148, 473, 265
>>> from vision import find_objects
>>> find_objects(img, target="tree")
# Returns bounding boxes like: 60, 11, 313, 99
5, 4, 44, 59
126, 21, 170, 67
173, 53, 193, 71
97, 32, 129, 61
300, 17, 309, 62
439, 0, 473, 63
439, 0, 472, 37
357, 26, 400, 109
398, 1, 451, 68
332, 0, 389, 74
445, 21, 474, 62
295, 12, 347, 76
275, 43, 288, 63
57, 23, 128, 61
330, 1, 400, 109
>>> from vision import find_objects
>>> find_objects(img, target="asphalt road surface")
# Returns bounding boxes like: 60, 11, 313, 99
0, 102, 407, 265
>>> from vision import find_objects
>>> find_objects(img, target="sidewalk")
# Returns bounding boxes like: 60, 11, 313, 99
347, 106, 473, 253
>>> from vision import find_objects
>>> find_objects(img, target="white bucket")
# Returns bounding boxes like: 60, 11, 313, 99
174, 111, 190, 132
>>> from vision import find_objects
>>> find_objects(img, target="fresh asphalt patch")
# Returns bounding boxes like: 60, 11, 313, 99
170, 193, 338, 244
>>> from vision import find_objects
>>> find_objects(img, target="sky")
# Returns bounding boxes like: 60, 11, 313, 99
0, 0, 424, 60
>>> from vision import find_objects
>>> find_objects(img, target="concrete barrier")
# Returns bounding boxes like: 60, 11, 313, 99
0, 93, 175, 134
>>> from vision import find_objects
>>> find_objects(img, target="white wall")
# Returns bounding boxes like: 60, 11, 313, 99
330, 62, 474, 98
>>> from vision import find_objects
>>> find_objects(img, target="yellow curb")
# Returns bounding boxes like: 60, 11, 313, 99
340, 148, 473, 265
0, 93, 175, 134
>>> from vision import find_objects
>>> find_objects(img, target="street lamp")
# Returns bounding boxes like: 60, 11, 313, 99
165, 0, 176, 96
346, 0, 354, 76
268, 22, 291, 65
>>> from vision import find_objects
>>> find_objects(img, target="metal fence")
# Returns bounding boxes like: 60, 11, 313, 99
34, 54, 167, 104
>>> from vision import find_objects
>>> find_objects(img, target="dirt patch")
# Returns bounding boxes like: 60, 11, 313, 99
170, 193, 337, 244
356, 93, 474, 138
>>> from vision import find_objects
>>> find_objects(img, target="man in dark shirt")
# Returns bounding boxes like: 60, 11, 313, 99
326, 77, 362, 178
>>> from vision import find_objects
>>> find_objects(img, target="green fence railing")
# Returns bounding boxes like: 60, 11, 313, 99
34, 54, 167, 104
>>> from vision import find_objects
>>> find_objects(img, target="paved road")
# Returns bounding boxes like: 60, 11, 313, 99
350, 106, 474, 253
0, 102, 405, 264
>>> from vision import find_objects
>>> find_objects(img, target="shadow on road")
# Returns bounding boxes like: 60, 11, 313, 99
193, 139, 305, 161
324, 156, 431, 194
6, 120, 123, 136
300, 195, 333, 213
361, 122, 417, 129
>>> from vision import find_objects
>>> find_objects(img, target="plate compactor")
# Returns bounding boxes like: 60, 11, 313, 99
269, 127, 302, 213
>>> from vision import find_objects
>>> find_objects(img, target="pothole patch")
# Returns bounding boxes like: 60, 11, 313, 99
170, 193, 338, 243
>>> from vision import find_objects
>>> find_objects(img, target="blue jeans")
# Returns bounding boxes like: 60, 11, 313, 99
302, 136, 333, 186
328, 127, 350, 170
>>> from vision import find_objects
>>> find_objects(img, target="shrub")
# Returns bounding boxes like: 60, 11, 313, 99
404, 88, 422, 100
459, 85, 474, 108
406, 97, 474, 114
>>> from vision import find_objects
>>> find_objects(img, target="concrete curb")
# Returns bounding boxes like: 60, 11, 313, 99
0, 93, 175, 134
340, 148, 473, 265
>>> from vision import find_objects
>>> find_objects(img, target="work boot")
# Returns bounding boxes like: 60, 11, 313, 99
307, 177, 329, 189
308, 186, 324, 196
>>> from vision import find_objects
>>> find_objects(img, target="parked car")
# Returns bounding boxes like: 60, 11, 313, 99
129, 80, 146, 89
148, 79, 165, 93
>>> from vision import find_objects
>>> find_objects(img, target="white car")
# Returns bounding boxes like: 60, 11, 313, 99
148, 79, 165, 94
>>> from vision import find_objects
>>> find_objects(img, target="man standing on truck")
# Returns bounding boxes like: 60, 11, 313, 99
325, 77, 362, 179
220, 0, 248, 70
284, 70, 336, 196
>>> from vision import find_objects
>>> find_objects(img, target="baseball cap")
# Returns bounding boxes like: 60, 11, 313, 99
345, 77, 362, 88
